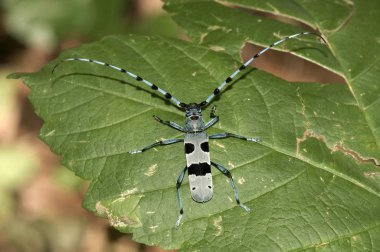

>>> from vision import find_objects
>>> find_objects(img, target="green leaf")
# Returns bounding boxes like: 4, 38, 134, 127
10, 0, 380, 251
163, 0, 380, 154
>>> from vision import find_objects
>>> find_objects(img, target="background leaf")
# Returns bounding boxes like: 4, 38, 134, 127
1, 0, 128, 49
10, 0, 380, 251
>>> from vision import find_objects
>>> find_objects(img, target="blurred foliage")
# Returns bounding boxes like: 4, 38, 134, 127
52, 166, 84, 191
1, 0, 127, 49
1, 0, 181, 50
0, 74, 38, 221
0, 145, 37, 220
0, 72, 18, 118
3, 217, 86, 252
0, 145, 37, 193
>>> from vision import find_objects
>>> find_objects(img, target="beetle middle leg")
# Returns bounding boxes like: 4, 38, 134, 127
209, 132, 260, 142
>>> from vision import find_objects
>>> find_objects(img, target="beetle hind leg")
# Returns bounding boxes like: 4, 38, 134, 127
211, 161, 251, 212
175, 166, 188, 228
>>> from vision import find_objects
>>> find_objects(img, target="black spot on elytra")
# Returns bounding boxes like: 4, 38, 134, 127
200, 142, 209, 152
185, 143, 195, 154
188, 163, 211, 176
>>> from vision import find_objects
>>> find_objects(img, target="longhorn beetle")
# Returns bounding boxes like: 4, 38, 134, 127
53, 31, 326, 227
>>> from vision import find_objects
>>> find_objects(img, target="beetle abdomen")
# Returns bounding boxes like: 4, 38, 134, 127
189, 171, 213, 202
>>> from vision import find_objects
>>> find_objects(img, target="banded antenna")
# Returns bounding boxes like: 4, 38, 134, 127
52, 58, 188, 109
52, 31, 326, 109
197, 31, 326, 107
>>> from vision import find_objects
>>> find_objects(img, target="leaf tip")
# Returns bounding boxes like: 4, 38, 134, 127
6, 72, 24, 80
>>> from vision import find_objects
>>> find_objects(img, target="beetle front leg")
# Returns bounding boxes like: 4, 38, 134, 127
129, 138, 183, 154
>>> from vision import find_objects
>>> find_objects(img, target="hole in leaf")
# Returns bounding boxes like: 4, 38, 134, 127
218, 1, 315, 31
241, 43, 346, 84
216, 0, 348, 85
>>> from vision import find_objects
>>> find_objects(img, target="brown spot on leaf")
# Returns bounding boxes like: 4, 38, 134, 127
332, 144, 379, 166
